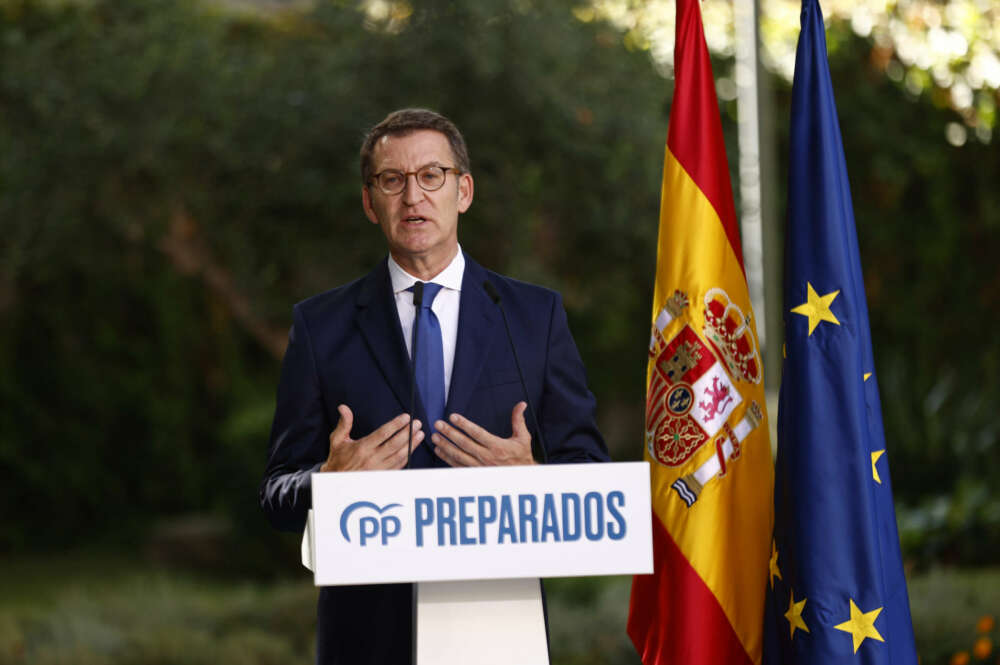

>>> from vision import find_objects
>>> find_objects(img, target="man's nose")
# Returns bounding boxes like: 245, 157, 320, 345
401, 174, 425, 205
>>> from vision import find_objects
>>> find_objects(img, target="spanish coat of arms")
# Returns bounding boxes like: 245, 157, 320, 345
646, 288, 764, 507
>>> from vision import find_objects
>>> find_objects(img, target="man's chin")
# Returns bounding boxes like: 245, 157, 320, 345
393, 240, 434, 257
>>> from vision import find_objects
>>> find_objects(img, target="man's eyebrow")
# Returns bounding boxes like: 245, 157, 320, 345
378, 161, 447, 171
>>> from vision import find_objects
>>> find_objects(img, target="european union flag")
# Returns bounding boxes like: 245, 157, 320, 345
763, 0, 919, 662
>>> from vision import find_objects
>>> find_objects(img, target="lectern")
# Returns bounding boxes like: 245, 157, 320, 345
303, 462, 652, 664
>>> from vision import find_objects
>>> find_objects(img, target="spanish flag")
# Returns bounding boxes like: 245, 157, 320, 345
627, 0, 774, 663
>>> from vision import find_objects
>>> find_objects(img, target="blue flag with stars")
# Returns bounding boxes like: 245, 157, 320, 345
762, 0, 919, 663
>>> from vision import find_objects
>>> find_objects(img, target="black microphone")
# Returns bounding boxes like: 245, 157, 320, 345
406, 281, 424, 469
483, 280, 549, 464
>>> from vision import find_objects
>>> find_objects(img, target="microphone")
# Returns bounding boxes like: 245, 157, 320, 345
406, 281, 424, 469
482, 280, 549, 464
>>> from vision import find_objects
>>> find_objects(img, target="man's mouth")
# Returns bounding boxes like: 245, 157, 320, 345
403, 215, 427, 224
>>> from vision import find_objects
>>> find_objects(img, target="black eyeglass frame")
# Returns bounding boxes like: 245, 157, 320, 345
367, 165, 463, 195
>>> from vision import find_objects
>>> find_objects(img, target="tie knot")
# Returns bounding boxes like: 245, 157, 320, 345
412, 282, 443, 309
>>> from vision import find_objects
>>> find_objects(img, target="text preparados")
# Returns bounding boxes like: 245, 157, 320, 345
413, 491, 626, 547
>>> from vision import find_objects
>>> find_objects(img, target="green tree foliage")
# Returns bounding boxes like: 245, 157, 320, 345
0, 0, 670, 554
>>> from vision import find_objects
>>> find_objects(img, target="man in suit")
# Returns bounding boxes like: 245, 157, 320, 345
260, 108, 608, 664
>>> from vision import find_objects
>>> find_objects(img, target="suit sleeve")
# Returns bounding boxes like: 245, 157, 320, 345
539, 293, 610, 463
259, 304, 330, 532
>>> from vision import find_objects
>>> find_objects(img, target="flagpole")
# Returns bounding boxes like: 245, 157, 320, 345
733, 0, 782, 407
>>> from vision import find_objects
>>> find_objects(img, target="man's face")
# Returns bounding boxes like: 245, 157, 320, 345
362, 129, 474, 274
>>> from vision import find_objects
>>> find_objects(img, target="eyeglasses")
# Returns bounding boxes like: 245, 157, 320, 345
368, 165, 461, 196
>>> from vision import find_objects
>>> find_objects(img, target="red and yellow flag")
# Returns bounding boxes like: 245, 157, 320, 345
627, 1, 774, 664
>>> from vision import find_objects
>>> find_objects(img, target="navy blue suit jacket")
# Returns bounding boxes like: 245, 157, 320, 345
260, 253, 608, 664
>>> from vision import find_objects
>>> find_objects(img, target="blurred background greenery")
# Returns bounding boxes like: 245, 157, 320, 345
0, 0, 997, 663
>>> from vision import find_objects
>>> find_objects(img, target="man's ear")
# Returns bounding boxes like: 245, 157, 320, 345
457, 173, 474, 213
361, 185, 379, 224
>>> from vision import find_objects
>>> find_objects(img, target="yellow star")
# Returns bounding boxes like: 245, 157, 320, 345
834, 598, 885, 653
864, 372, 873, 382
769, 540, 782, 589
785, 590, 810, 639
790, 282, 841, 336
871, 450, 886, 484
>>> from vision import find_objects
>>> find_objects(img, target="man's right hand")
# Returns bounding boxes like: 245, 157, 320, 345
320, 405, 423, 472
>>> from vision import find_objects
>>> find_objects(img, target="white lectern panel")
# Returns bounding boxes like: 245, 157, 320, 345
415, 578, 548, 665
308, 462, 652, 586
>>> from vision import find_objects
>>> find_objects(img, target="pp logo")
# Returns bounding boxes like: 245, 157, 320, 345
339, 501, 403, 546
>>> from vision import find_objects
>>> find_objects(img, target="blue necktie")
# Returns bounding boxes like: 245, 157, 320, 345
410, 282, 446, 431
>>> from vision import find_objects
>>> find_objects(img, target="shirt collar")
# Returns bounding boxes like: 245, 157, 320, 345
388, 245, 465, 295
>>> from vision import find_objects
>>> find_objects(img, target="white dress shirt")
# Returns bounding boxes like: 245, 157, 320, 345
388, 248, 465, 399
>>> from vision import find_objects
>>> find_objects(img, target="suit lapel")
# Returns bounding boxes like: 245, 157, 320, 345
353, 254, 501, 431
355, 259, 413, 414
446, 256, 501, 418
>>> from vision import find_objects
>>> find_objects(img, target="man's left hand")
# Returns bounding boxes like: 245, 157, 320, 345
431, 402, 536, 467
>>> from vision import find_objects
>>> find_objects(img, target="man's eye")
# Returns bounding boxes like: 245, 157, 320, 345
381, 173, 403, 187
